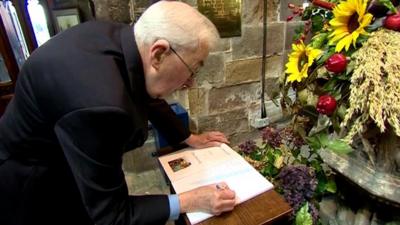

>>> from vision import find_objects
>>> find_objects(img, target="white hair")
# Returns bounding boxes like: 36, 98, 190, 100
134, 1, 220, 52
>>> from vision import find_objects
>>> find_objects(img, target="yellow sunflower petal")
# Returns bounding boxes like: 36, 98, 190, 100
307, 48, 322, 65
285, 64, 299, 74
286, 74, 298, 83
330, 31, 349, 43
360, 13, 373, 27
330, 18, 347, 27
330, 26, 349, 36
344, 35, 355, 51
291, 43, 299, 51
351, 31, 360, 45
299, 65, 309, 78
336, 3, 355, 16
357, 1, 366, 17
335, 34, 350, 52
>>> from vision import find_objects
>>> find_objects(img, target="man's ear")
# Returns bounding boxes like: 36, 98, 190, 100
149, 39, 170, 70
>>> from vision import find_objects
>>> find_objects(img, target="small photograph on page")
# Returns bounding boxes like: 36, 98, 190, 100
168, 158, 191, 172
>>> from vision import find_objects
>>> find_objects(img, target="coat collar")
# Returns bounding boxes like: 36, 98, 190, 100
120, 26, 149, 149
120, 26, 150, 102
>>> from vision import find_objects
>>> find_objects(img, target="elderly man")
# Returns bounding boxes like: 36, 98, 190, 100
0, 1, 235, 225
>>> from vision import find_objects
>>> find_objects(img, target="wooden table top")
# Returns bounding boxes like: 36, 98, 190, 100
185, 189, 292, 225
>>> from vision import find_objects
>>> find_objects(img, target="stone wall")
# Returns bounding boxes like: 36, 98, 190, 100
93, 0, 303, 146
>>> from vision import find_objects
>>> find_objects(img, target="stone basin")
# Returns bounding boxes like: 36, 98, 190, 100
320, 149, 400, 207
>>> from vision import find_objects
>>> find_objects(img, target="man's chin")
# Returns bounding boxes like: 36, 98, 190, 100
146, 89, 162, 99
148, 88, 176, 99
149, 92, 167, 99
149, 94, 162, 99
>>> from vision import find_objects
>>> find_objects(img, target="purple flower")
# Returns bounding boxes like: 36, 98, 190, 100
261, 126, 305, 149
278, 165, 317, 213
261, 127, 282, 148
309, 202, 319, 224
238, 140, 257, 154
281, 127, 305, 148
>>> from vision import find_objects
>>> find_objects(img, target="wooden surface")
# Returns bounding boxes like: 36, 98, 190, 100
189, 190, 292, 225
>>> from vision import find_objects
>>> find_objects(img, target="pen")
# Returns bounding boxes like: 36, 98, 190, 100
216, 184, 227, 190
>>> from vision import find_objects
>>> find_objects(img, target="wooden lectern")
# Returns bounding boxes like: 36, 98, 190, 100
180, 189, 292, 225
157, 145, 293, 225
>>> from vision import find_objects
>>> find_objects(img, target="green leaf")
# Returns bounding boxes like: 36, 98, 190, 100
365, 17, 385, 32
302, 105, 319, 119
302, 6, 313, 20
306, 130, 333, 151
250, 151, 262, 161
316, 176, 327, 194
331, 111, 341, 133
308, 115, 331, 136
306, 137, 320, 151
345, 60, 356, 77
322, 77, 338, 93
318, 132, 329, 147
378, 0, 398, 13
326, 139, 353, 154
283, 94, 293, 106
355, 34, 369, 45
293, 25, 305, 42
316, 71, 330, 79
310, 33, 328, 49
310, 159, 323, 173
295, 203, 313, 225
316, 47, 335, 65
322, 80, 343, 101
326, 178, 337, 193
311, 14, 324, 33
262, 163, 279, 178
336, 104, 347, 120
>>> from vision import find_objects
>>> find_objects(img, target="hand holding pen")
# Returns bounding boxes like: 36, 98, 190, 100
178, 182, 236, 215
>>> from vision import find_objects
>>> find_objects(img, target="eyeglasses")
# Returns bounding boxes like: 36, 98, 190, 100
170, 46, 197, 78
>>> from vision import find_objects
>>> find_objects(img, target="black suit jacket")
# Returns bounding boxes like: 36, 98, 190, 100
0, 21, 190, 225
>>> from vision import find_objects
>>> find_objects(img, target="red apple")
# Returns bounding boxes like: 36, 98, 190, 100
384, 13, 400, 31
325, 53, 347, 74
316, 95, 337, 115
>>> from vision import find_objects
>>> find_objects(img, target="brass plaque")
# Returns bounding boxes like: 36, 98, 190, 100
198, 0, 242, 38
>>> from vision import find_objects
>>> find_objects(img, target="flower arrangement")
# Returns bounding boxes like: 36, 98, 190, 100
238, 127, 336, 225
239, 0, 400, 224
281, 0, 400, 163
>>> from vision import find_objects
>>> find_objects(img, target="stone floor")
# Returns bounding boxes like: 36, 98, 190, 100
122, 137, 175, 225
123, 139, 170, 195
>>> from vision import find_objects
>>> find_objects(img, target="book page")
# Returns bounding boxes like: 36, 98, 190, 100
158, 144, 273, 224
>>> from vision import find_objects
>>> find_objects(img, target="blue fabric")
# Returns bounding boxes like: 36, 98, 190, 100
168, 194, 180, 220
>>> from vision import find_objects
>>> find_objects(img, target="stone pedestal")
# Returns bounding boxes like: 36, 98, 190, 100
319, 149, 400, 206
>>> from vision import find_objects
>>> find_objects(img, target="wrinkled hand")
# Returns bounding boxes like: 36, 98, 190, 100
178, 182, 236, 215
184, 131, 229, 149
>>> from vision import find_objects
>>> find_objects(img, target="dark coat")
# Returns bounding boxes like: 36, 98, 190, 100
0, 21, 190, 225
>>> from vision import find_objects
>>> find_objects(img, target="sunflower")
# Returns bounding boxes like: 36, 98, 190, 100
329, 0, 373, 52
285, 41, 322, 83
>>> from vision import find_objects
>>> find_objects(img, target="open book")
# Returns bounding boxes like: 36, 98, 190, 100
158, 144, 274, 224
